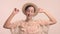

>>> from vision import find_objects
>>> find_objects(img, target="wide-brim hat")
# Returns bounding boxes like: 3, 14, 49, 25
22, 3, 38, 16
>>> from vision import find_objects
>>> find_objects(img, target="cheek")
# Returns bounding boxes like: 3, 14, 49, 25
31, 13, 35, 16
25, 12, 29, 16
26, 12, 29, 14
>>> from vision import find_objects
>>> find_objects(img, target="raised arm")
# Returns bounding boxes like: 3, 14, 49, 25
38, 8, 57, 25
3, 8, 19, 29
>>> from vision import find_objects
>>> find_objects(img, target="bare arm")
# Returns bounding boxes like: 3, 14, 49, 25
43, 10, 57, 25
38, 8, 57, 25
3, 8, 19, 29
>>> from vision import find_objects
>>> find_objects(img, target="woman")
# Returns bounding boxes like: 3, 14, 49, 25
3, 3, 57, 34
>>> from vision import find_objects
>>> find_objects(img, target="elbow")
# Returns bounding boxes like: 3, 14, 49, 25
49, 18, 57, 25
3, 24, 8, 29
3, 25, 11, 29
3, 22, 7, 28
3, 24, 9, 29
53, 21, 57, 24
51, 19, 57, 25
3, 25, 7, 28
3, 22, 11, 29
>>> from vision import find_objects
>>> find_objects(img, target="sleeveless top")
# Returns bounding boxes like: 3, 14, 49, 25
10, 21, 50, 34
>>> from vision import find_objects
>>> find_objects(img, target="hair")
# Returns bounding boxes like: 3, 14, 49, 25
25, 5, 36, 12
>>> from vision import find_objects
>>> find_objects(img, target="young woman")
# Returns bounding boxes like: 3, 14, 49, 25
3, 3, 57, 34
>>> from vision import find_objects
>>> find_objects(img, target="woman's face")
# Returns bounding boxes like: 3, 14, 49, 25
25, 6, 35, 18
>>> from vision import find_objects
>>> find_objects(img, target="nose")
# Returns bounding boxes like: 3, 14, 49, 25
29, 11, 32, 14
27, 11, 32, 15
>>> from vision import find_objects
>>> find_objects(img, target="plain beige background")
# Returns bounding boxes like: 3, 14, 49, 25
0, 0, 60, 34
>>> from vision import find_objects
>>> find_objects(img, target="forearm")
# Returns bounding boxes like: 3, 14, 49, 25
4, 13, 15, 28
43, 10, 57, 23
6, 13, 15, 22
3, 8, 19, 29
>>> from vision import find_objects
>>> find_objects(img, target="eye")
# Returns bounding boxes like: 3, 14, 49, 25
26, 9, 30, 12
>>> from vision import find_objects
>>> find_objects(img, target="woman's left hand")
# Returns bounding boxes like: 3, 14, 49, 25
38, 8, 46, 13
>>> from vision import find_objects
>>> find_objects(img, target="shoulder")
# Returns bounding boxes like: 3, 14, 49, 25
35, 19, 48, 25
12, 20, 24, 26
33, 19, 42, 24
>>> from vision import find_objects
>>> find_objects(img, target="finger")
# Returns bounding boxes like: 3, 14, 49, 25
17, 9, 19, 12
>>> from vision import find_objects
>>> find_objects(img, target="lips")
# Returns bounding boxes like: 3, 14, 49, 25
28, 14, 32, 17
28, 14, 29, 16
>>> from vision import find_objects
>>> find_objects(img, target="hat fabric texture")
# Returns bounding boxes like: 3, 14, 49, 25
22, 3, 38, 16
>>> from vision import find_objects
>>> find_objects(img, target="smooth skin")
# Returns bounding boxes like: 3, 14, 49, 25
3, 7, 57, 33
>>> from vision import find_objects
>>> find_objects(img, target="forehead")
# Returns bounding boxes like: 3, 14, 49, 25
27, 7, 34, 10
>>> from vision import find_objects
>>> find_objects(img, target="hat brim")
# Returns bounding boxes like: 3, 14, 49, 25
22, 3, 38, 16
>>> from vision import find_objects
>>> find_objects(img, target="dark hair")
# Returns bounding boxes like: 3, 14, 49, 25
25, 5, 36, 12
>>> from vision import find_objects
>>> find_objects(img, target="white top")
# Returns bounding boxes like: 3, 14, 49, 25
10, 20, 50, 34
10, 25, 49, 34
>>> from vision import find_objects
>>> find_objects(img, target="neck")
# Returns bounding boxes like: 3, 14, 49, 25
25, 17, 33, 22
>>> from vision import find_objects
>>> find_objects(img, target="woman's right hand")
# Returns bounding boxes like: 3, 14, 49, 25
12, 8, 19, 15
